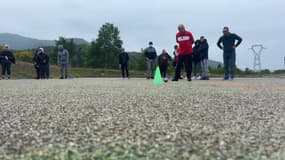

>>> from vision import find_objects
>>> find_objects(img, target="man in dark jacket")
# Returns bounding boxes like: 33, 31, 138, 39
192, 40, 201, 80
33, 49, 40, 79
36, 48, 49, 79
217, 26, 242, 80
198, 36, 210, 80
158, 49, 171, 82
0, 45, 15, 80
144, 41, 157, 79
119, 48, 130, 79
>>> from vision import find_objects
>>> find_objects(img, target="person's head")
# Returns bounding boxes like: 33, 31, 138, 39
3, 44, 9, 50
174, 45, 178, 50
149, 41, 153, 47
162, 49, 166, 54
39, 48, 45, 53
121, 48, 125, 52
200, 36, 206, 42
223, 26, 230, 36
58, 45, 64, 51
178, 24, 186, 34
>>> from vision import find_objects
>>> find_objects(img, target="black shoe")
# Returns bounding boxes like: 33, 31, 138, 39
187, 78, 192, 82
172, 79, 178, 82
151, 76, 154, 79
147, 76, 150, 79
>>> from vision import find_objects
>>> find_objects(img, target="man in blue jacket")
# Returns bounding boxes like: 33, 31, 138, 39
217, 26, 242, 80
0, 45, 15, 80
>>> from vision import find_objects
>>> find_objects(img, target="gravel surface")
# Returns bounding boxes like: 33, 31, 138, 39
0, 78, 285, 159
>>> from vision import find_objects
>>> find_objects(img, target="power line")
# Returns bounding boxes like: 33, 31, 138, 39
249, 44, 266, 72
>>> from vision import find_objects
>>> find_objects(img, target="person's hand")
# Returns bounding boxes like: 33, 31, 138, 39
5, 56, 8, 60
233, 45, 237, 49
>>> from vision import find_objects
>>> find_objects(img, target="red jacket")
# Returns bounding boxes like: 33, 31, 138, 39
176, 31, 195, 55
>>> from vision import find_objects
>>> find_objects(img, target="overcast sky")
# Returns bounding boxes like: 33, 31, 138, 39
0, 0, 284, 70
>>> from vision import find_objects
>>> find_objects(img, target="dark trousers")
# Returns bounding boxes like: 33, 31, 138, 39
174, 54, 192, 80
121, 63, 129, 78
192, 60, 201, 77
159, 64, 168, 78
1, 62, 11, 76
223, 52, 236, 79
39, 65, 49, 79
34, 65, 40, 79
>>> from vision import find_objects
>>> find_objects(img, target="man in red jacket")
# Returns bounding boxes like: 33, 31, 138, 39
173, 24, 195, 81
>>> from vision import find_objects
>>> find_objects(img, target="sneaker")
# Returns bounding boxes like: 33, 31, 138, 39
197, 76, 201, 80
201, 77, 209, 80
164, 78, 168, 82
172, 79, 178, 82
192, 76, 196, 80
187, 78, 192, 82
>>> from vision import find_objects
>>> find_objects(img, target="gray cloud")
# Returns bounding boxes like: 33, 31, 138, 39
0, 0, 284, 69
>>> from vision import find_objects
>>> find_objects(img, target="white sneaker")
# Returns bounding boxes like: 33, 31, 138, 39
197, 76, 201, 80
192, 76, 196, 80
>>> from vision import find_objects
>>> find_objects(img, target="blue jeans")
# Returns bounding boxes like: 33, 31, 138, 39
223, 52, 236, 79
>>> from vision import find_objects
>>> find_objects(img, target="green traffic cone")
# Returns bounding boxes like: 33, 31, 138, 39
153, 67, 163, 85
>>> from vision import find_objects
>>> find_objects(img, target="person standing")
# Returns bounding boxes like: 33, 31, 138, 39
158, 49, 172, 82
144, 41, 157, 79
0, 45, 15, 80
217, 26, 242, 80
36, 48, 49, 79
119, 48, 130, 79
192, 40, 201, 80
198, 36, 210, 80
33, 49, 40, 79
57, 45, 69, 79
173, 24, 195, 81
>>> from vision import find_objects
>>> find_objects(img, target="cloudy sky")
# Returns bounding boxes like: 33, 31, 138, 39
0, 0, 284, 70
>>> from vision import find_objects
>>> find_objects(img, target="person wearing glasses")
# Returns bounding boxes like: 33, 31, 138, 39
217, 26, 242, 80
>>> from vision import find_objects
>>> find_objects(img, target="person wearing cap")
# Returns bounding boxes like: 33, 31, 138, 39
119, 48, 130, 79
0, 45, 15, 80
144, 41, 157, 79
173, 24, 195, 82
36, 48, 49, 79
217, 26, 242, 80
57, 45, 69, 79
198, 36, 210, 80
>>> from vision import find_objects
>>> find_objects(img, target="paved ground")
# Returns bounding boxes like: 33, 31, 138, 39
0, 78, 284, 159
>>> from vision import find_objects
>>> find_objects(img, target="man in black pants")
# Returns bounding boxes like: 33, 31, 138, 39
36, 48, 50, 79
33, 49, 40, 79
217, 26, 242, 80
173, 24, 195, 82
119, 48, 130, 79
0, 45, 15, 80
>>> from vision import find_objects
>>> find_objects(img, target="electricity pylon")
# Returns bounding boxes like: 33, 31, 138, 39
249, 44, 266, 72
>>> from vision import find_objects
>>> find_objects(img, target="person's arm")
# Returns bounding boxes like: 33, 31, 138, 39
57, 52, 60, 65
190, 32, 195, 44
198, 42, 209, 52
66, 50, 69, 64
47, 55, 50, 64
234, 34, 242, 48
217, 37, 223, 50
127, 53, 129, 62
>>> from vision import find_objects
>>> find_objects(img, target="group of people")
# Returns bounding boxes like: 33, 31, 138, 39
0, 44, 70, 80
1, 24, 242, 81
32, 45, 70, 79
119, 25, 242, 82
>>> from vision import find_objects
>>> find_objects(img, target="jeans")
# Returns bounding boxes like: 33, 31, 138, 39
121, 63, 129, 78
201, 59, 209, 78
60, 64, 68, 79
146, 58, 156, 77
1, 62, 11, 77
39, 65, 49, 79
159, 64, 168, 78
223, 52, 236, 79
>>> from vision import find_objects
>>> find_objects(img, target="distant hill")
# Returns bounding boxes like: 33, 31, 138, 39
0, 33, 89, 50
